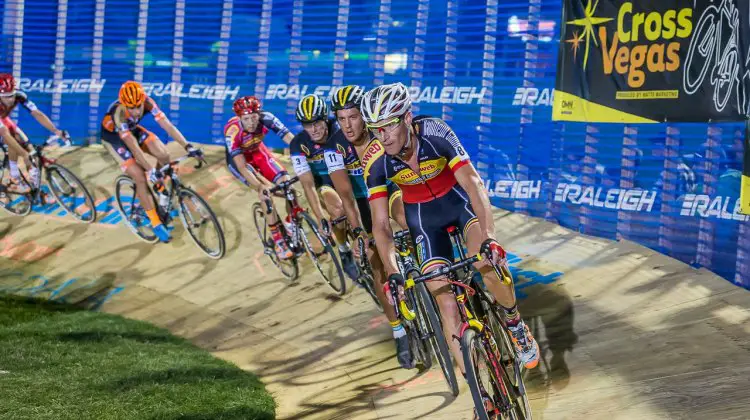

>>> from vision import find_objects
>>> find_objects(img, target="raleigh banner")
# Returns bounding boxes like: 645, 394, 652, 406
553, 0, 750, 123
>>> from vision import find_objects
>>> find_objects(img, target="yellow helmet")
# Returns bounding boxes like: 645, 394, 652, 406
119, 81, 146, 107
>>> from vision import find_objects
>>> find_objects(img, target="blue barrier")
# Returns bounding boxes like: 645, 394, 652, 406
1, 0, 746, 287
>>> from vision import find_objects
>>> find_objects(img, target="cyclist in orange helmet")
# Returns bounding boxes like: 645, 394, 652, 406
100, 80, 202, 243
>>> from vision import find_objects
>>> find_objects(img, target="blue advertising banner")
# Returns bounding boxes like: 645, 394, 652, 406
0, 0, 747, 287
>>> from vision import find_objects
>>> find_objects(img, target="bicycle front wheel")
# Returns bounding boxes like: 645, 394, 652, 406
177, 186, 226, 259
359, 272, 383, 312
416, 281, 459, 396
252, 202, 298, 280
45, 164, 96, 223
462, 328, 514, 420
114, 175, 158, 243
297, 211, 346, 295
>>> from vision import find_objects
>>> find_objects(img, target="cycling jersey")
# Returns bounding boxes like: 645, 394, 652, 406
0, 91, 38, 138
101, 97, 165, 135
362, 116, 470, 204
289, 118, 339, 189
362, 116, 477, 271
322, 131, 368, 200
223, 111, 291, 162
0, 90, 38, 119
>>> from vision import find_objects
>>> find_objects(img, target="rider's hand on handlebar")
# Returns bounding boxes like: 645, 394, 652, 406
185, 143, 204, 159
480, 238, 507, 267
148, 167, 165, 185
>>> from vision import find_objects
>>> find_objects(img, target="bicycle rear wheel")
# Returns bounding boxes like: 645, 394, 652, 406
177, 186, 226, 259
0, 182, 32, 216
297, 211, 346, 295
462, 328, 515, 420
114, 175, 157, 243
45, 163, 96, 223
252, 202, 298, 280
416, 281, 459, 396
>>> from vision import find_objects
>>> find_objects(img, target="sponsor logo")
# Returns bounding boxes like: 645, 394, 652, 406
554, 183, 657, 212
141, 82, 240, 101
512, 87, 554, 106
17, 78, 106, 94
485, 180, 542, 200
680, 194, 750, 221
266, 84, 487, 105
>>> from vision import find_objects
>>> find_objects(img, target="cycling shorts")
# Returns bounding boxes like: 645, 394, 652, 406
100, 125, 158, 171
228, 142, 287, 184
405, 185, 478, 272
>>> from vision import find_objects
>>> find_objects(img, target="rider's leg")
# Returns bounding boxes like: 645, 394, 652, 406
464, 215, 539, 369
423, 260, 466, 374
141, 130, 170, 167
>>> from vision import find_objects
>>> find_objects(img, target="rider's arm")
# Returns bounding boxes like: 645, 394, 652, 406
120, 131, 154, 171
0, 125, 27, 157
261, 111, 294, 145
298, 171, 325, 223
232, 154, 265, 190
429, 118, 496, 241
290, 137, 326, 223
325, 150, 363, 231
371, 195, 399, 275
156, 115, 190, 149
454, 163, 495, 242
30, 110, 64, 137
363, 143, 399, 274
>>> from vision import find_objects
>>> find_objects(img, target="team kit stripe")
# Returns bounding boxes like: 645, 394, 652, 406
368, 185, 388, 201
450, 158, 469, 172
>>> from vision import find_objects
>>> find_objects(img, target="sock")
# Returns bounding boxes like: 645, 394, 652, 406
502, 304, 521, 327
9, 161, 20, 179
390, 320, 406, 339
146, 208, 162, 228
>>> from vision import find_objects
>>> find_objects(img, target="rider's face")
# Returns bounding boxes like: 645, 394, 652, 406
126, 105, 143, 119
240, 113, 260, 132
303, 119, 328, 143
370, 111, 411, 156
336, 108, 365, 143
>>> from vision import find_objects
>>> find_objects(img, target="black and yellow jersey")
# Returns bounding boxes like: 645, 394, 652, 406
101, 96, 165, 134
362, 116, 470, 204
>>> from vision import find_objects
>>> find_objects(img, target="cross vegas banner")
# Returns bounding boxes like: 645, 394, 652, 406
552, 0, 750, 123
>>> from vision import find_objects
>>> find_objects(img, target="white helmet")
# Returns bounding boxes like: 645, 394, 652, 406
361, 82, 412, 127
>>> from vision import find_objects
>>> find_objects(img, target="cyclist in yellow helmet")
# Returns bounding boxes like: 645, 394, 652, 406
100, 81, 202, 242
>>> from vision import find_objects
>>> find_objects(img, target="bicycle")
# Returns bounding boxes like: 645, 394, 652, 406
252, 176, 346, 294
114, 155, 226, 259
325, 215, 382, 310
388, 229, 458, 396
0, 135, 96, 222
400, 226, 532, 420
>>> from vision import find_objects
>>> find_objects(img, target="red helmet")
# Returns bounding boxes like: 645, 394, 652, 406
0, 73, 16, 95
233, 96, 261, 116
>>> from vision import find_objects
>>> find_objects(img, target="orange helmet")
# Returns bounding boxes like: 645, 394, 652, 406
119, 81, 146, 107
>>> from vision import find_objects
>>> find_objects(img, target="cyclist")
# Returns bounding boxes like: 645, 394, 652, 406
224, 95, 295, 260
328, 85, 413, 368
0, 73, 70, 194
360, 83, 540, 375
101, 80, 202, 243
288, 94, 359, 281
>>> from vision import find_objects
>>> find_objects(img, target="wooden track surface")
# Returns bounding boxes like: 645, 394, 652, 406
1, 145, 749, 420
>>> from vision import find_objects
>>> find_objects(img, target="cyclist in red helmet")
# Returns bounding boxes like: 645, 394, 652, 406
0, 73, 70, 194
224, 95, 295, 259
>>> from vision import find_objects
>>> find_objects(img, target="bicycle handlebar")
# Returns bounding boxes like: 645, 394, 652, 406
269, 176, 300, 194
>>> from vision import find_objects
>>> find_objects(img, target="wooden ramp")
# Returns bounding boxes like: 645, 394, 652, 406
1, 145, 749, 420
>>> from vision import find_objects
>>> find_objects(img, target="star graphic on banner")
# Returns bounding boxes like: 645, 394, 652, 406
565, 30, 584, 60
566, 0, 613, 69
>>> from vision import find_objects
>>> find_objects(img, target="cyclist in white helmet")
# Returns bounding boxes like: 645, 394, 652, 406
360, 83, 540, 377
